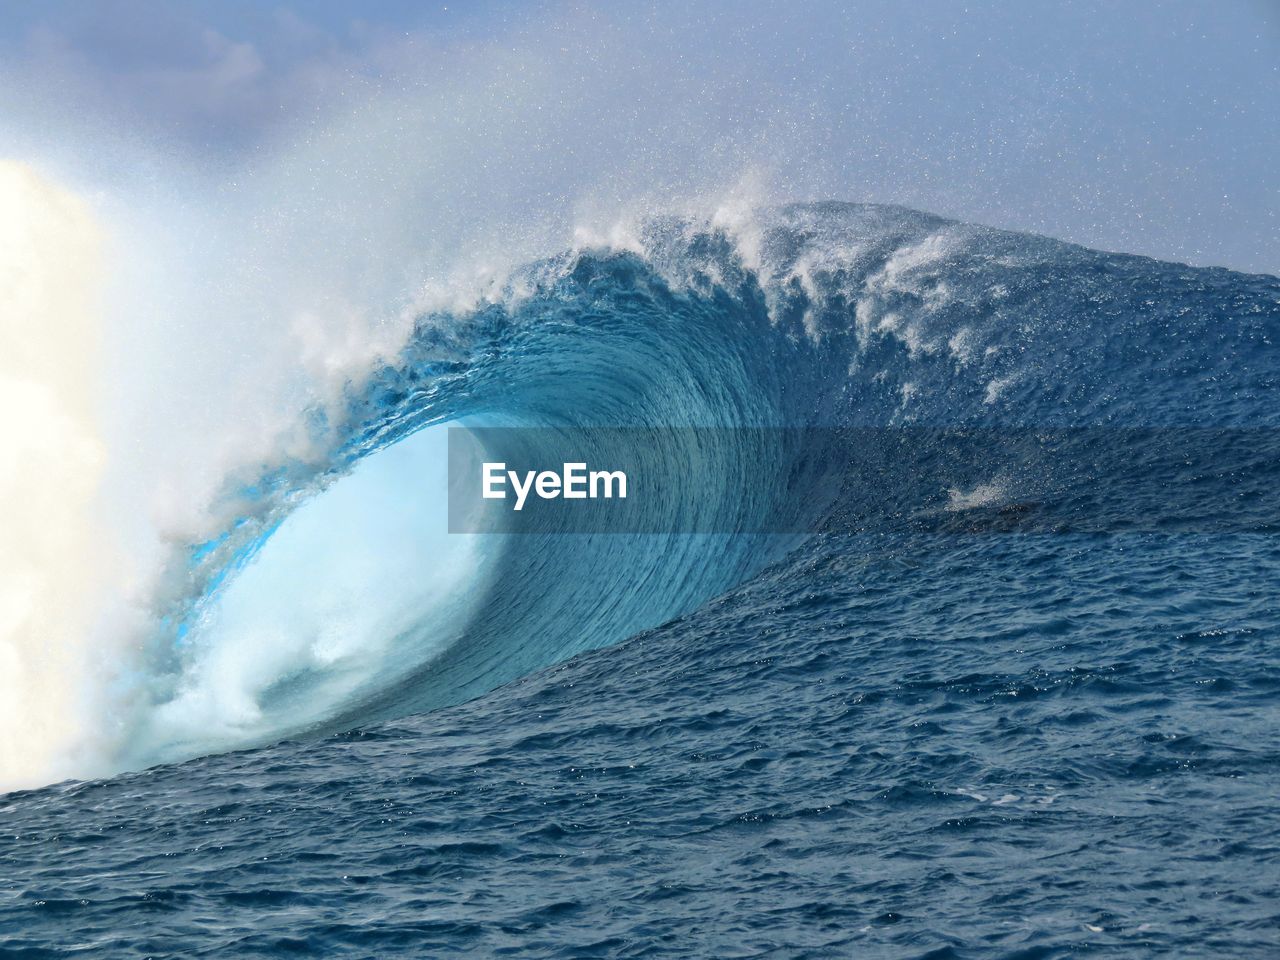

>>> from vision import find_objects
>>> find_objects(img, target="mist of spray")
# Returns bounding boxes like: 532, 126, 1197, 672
0, 161, 110, 788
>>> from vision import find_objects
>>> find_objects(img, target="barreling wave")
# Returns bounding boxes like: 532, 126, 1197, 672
114, 202, 1280, 773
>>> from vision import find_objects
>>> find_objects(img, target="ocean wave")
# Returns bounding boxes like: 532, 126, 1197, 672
111, 202, 1280, 773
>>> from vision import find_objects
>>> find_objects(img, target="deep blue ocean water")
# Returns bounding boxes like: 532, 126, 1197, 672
3, 204, 1278, 957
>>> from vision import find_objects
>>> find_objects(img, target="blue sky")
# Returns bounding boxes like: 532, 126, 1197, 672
2, 0, 1277, 273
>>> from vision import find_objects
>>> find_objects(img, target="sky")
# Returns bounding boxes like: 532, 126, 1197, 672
0, 0, 1277, 274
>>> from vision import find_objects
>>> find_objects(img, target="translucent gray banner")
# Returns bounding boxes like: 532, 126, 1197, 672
447, 427, 1280, 534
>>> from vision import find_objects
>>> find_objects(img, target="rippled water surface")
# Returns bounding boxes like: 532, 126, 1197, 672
4, 533, 1278, 958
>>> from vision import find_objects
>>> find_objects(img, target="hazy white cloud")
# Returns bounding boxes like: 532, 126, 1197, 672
5, 2, 395, 147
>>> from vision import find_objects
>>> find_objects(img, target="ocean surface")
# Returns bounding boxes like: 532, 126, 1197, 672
3, 203, 1279, 957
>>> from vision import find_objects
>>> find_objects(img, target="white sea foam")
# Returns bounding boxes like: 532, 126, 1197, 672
946, 481, 1008, 512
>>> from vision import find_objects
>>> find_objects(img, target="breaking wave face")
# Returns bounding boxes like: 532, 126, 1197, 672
86, 201, 1277, 778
